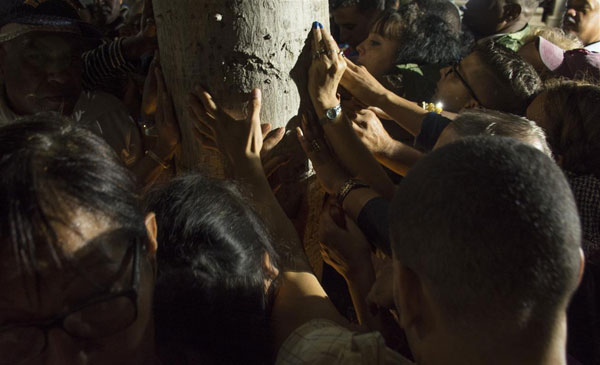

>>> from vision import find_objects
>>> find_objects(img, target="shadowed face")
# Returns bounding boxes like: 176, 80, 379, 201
356, 32, 400, 78
463, 0, 504, 37
332, 5, 376, 48
433, 52, 486, 112
563, 0, 600, 45
91, 0, 122, 26
0, 31, 83, 116
0, 212, 156, 365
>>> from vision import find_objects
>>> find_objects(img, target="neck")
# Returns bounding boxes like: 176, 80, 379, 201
499, 18, 528, 35
428, 314, 568, 365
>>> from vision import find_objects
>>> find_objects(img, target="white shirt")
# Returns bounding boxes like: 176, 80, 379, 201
276, 319, 414, 365
585, 41, 600, 53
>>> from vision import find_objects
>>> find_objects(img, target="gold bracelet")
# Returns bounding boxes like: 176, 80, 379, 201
421, 102, 443, 114
145, 150, 169, 169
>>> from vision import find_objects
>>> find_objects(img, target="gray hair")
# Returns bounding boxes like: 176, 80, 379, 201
451, 109, 552, 157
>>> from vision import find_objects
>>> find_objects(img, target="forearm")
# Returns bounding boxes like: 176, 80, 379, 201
345, 265, 382, 330
82, 38, 138, 90
375, 140, 423, 176
234, 159, 312, 272
376, 90, 428, 137
323, 118, 395, 199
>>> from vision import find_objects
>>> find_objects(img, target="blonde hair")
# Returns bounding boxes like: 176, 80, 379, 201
522, 26, 583, 51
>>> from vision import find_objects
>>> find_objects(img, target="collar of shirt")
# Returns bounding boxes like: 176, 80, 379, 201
585, 41, 600, 53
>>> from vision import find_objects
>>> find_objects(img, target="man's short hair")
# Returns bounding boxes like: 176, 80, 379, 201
509, 0, 540, 14
331, 0, 385, 11
474, 41, 542, 115
390, 136, 581, 338
451, 109, 551, 156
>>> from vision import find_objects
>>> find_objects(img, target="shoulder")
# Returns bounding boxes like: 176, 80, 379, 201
276, 319, 412, 365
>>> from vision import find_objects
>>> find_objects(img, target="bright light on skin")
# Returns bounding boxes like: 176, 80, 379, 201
436, 102, 443, 110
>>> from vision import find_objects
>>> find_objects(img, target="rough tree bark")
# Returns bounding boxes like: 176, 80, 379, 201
153, 0, 329, 172
153, 0, 330, 276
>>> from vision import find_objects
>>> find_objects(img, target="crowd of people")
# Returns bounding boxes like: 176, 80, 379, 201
0, 0, 599, 364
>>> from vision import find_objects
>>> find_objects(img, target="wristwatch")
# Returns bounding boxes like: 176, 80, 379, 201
319, 104, 342, 125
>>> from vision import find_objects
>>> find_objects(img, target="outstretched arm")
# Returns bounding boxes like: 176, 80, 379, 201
340, 58, 429, 137
307, 26, 396, 199
188, 86, 349, 350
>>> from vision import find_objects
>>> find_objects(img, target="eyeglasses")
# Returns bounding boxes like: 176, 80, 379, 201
0, 237, 142, 364
450, 62, 484, 106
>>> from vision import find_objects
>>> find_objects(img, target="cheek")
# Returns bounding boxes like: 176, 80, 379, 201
4, 61, 43, 91
88, 268, 154, 363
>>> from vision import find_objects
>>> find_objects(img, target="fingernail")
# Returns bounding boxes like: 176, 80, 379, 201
312, 21, 318, 29
252, 88, 261, 99
318, 22, 324, 29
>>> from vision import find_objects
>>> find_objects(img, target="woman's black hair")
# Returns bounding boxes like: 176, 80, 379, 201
394, 13, 462, 66
146, 174, 280, 365
0, 114, 144, 275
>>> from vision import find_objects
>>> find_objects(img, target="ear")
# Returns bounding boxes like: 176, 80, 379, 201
460, 98, 480, 112
144, 212, 158, 255
577, 248, 586, 287
394, 263, 425, 331
501, 3, 521, 23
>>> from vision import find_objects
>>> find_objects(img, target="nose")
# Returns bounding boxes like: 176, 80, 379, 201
356, 40, 366, 57
44, 328, 86, 365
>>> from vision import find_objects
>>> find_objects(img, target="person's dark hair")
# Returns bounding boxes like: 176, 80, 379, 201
541, 81, 600, 178
331, 0, 385, 11
394, 13, 462, 65
510, 0, 541, 17
390, 136, 581, 342
370, 6, 461, 66
370, 8, 414, 41
147, 174, 280, 365
416, 0, 461, 33
451, 109, 551, 156
474, 40, 542, 115
0, 114, 144, 274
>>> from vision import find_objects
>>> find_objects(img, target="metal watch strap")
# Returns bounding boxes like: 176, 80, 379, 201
318, 103, 342, 125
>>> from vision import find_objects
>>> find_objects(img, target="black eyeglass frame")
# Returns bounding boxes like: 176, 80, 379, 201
450, 62, 484, 107
0, 236, 142, 364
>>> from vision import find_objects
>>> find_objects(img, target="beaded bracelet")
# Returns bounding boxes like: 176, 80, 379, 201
421, 102, 444, 114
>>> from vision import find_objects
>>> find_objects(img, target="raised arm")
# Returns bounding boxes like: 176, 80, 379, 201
188, 86, 349, 349
350, 108, 423, 176
340, 57, 429, 137
307, 26, 396, 199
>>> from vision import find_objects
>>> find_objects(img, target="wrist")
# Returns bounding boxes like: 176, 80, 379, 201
374, 139, 396, 160
314, 96, 340, 118
122, 35, 155, 61
232, 156, 263, 179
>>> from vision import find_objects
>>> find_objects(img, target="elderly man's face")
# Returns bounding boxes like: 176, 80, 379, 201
0, 32, 83, 116
563, 0, 600, 45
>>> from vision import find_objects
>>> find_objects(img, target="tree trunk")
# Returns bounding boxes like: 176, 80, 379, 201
153, 0, 330, 276
153, 0, 329, 173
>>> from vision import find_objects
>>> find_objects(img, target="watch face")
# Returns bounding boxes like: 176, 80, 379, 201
326, 105, 341, 120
